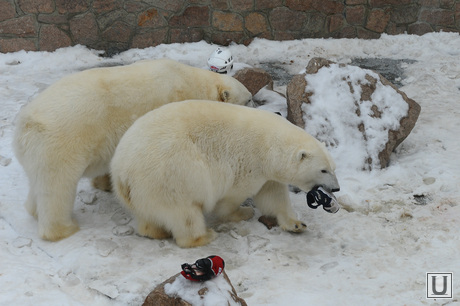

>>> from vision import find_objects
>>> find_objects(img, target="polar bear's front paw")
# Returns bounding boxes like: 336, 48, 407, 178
279, 218, 307, 233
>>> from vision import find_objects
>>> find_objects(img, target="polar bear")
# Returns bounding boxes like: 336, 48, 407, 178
111, 100, 340, 248
13, 59, 252, 241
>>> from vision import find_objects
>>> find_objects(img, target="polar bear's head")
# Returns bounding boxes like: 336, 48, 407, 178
216, 74, 253, 106
292, 141, 340, 193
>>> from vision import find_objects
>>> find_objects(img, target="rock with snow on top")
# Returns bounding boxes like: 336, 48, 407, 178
143, 271, 247, 306
286, 57, 421, 170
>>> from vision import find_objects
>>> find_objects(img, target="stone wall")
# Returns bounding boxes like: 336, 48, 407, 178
1, 0, 459, 54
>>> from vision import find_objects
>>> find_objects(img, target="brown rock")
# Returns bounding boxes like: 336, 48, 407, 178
39, 24, 71, 51
286, 74, 308, 128
376, 76, 421, 167
258, 215, 278, 229
286, 57, 421, 169
233, 67, 273, 96
286, 58, 334, 128
143, 271, 247, 306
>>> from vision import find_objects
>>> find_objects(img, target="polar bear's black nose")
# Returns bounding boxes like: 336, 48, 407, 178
331, 188, 340, 192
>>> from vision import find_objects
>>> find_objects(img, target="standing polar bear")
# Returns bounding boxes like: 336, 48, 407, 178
111, 100, 340, 248
13, 59, 252, 241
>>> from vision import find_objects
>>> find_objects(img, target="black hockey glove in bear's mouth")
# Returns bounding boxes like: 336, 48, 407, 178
306, 186, 340, 213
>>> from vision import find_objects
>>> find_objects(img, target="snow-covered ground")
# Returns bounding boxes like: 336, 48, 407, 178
1, 33, 459, 305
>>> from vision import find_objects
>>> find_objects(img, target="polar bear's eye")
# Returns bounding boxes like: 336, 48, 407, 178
321, 170, 328, 173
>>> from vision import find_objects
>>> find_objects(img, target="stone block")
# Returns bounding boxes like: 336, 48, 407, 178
169, 6, 210, 27
102, 21, 131, 43
328, 14, 344, 33
365, 9, 390, 32
346, 0, 367, 4
138, 8, 167, 27
269, 7, 305, 31
304, 12, 326, 34
245, 12, 269, 35
346, 5, 366, 25
256, 0, 283, 10
285, 0, 312, 11
440, 0, 455, 9
39, 24, 71, 51
370, 0, 410, 7
93, 0, 122, 14
212, 11, 243, 31
0, 15, 37, 37
230, 0, 254, 11
407, 22, 433, 35
313, 0, 345, 15
170, 28, 204, 43
132, 28, 168, 48
391, 5, 420, 24
18, 0, 54, 14
55, 0, 89, 14
211, 0, 229, 10
420, 9, 454, 26
273, 31, 296, 40
211, 31, 244, 45
38, 14, 68, 24
124, 1, 148, 13
0, 38, 36, 52
70, 12, 98, 45
357, 27, 381, 39
0, 0, 15, 22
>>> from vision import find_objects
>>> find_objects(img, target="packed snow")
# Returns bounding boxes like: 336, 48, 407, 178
1, 32, 459, 305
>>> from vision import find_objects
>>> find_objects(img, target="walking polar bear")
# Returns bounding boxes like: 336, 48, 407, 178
14, 59, 252, 241
111, 100, 340, 248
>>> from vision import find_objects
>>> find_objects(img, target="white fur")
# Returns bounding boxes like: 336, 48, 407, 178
13, 59, 252, 241
110, 100, 340, 248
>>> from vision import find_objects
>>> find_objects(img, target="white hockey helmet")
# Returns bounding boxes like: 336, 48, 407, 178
207, 47, 233, 74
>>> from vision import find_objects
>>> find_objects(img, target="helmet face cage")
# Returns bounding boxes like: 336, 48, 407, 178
208, 48, 234, 74
181, 256, 225, 282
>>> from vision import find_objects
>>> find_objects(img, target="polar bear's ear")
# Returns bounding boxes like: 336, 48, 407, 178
218, 88, 230, 102
297, 150, 312, 161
